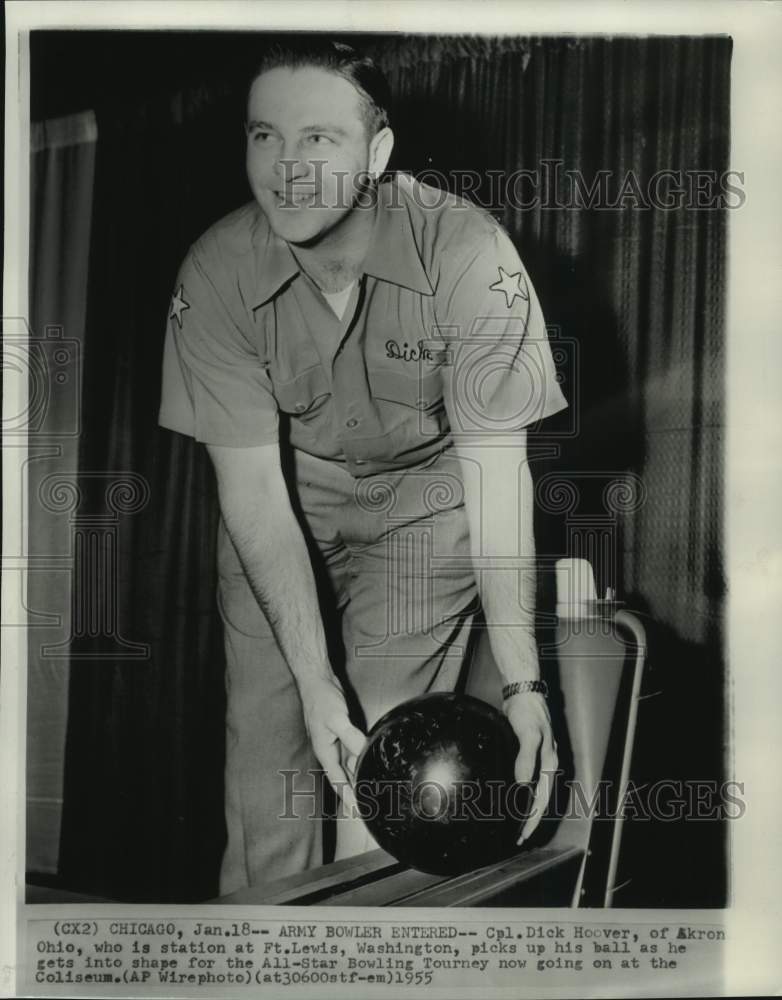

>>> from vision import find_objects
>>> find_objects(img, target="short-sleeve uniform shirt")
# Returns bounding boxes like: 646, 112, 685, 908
159, 175, 567, 475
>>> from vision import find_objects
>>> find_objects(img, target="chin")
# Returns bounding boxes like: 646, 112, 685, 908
266, 209, 342, 247
268, 218, 327, 246
256, 196, 323, 243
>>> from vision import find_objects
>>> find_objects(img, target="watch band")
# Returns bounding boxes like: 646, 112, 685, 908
502, 679, 548, 700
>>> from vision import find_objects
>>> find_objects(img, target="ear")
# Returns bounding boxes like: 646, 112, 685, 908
368, 127, 394, 178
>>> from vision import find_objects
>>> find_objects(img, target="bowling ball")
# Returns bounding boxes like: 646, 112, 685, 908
354, 692, 529, 876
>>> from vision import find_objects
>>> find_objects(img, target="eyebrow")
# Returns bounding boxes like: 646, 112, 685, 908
245, 119, 350, 138
301, 124, 350, 137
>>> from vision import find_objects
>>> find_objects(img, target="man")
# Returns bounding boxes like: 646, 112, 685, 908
159, 39, 567, 895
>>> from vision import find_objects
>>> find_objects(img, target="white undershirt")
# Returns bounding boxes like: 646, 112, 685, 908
321, 281, 357, 321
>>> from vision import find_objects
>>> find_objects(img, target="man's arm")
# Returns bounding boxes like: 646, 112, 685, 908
437, 221, 567, 842
207, 442, 365, 807
455, 431, 558, 843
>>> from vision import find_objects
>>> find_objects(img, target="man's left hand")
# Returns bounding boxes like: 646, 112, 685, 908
503, 692, 558, 844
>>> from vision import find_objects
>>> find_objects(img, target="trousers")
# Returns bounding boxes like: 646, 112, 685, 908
216, 446, 482, 895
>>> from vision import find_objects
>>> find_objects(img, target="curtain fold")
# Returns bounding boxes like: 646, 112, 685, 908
27, 110, 97, 875
51, 34, 728, 904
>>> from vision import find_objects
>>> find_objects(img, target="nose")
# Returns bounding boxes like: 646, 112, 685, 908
274, 142, 309, 184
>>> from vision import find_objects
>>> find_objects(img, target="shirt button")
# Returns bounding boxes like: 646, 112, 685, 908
294, 402, 307, 413
346, 417, 359, 428
354, 458, 365, 466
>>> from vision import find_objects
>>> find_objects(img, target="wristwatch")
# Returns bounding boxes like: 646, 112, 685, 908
501, 679, 548, 700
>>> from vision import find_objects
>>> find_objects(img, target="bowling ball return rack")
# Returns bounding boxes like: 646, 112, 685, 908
217, 603, 647, 909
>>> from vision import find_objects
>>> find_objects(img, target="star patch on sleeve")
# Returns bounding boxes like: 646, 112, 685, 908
489, 266, 529, 309
169, 284, 190, 329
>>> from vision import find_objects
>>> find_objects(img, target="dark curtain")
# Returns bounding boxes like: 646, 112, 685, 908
56, 66, 250, 901
50, 33, 728, 904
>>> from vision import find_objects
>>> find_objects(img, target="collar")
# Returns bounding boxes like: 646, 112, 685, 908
250, 210, 300, 308
362, 178, 434, 296
250, 176, 434, 308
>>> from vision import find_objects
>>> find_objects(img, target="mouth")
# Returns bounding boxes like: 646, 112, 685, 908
271, 189, 318, 209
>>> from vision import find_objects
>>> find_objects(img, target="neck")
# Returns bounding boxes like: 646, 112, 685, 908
292, 203, 376, 293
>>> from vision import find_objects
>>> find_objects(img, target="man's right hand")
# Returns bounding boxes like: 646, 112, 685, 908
299, 677, 366, 813
206, 443, 367, 811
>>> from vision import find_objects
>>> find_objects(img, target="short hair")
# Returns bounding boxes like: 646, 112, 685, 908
248, 38, 391, 137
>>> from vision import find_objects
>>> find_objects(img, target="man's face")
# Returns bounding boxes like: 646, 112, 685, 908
246, 66, 377, 245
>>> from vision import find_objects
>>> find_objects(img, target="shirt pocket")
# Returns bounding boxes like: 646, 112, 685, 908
271, 364, 331, 422
367, 366, 444, 414
367, 365, 449, 445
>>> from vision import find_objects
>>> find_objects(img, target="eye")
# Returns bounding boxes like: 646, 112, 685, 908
307, 134, 334, 146
249, 129, 275, 144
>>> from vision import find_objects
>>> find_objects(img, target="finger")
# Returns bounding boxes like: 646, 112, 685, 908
513, 730, 542, 785
315, 740, 358, 812
518, 741, 558, 844
518, 773, 551, 844
331, 717, 367, 759
329, 763, 358, 813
